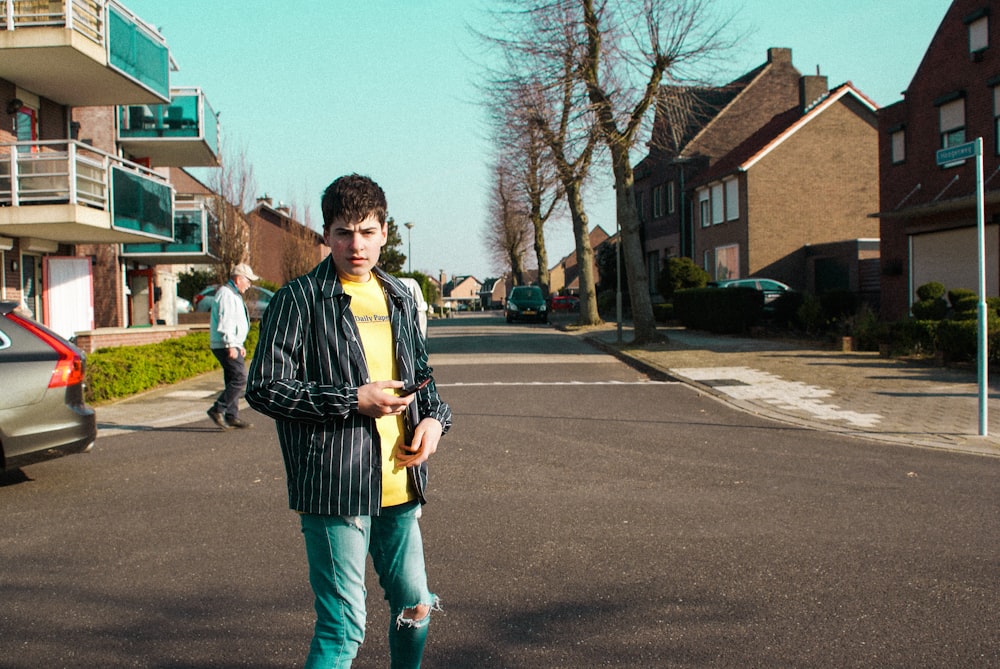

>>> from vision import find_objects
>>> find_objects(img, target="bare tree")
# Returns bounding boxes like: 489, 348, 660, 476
279, 201, 321, 283
489, 86, 563, 296
579, 0, 732, 343
485, 156, 533, 285
208, 143, 256, 283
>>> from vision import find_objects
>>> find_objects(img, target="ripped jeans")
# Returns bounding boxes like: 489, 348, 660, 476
300, 502, 438, 669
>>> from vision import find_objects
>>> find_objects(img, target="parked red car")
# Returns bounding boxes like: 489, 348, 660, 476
549, 294, 580, 312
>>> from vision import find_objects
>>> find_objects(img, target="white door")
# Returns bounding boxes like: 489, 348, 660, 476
43, 257, 94, 339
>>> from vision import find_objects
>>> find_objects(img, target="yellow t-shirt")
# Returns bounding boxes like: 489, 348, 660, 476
342, 276, 414, 507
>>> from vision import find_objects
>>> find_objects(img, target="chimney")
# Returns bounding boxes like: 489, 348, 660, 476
800, 74, 828, 113
256, 193, 273, 206
767, 47, 792, 64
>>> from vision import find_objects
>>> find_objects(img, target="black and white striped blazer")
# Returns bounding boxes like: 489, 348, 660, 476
246, 258, 452, 516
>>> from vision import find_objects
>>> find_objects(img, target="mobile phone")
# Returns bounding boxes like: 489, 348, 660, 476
399, 376, 431, 396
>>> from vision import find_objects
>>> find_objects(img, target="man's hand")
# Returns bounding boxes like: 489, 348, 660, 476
357, 380, 414, 418
227, 346, 245, 359
395, 418, 443, 468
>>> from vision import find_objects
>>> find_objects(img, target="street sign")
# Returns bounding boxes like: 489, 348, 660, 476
936, 140, 979, 165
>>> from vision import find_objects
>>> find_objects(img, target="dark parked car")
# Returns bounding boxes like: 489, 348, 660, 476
505, 286, 548, 323
709, 278, 791, 305
192, 284, 274, 320
0, 302, 96, 471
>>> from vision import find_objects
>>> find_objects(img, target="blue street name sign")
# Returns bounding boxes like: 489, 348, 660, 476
936, 140, 979, 165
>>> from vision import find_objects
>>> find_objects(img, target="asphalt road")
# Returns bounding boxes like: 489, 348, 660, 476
1, 313, 997, 668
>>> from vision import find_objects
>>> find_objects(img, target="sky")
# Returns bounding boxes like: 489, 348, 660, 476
122, 0, 951, 281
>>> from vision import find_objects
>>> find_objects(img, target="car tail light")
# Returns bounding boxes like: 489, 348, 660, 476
5, 313, 85, 388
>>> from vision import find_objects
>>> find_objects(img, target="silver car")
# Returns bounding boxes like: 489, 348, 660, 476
0, 302, 96, 471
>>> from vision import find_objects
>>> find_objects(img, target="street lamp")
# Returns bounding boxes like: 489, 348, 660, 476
404, 221, 415, 273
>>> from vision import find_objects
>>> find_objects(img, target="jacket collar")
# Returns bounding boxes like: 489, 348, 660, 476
311, 257, 406, 305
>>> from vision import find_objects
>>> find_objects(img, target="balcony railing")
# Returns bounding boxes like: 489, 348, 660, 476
0, 139, 174, 240
117, 87, 221, 166
0, 0, 170, 104
121, 203, 221, 262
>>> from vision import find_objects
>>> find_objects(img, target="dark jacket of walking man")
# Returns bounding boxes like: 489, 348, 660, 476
246, 174, 451, 668
207, 262, 258, 430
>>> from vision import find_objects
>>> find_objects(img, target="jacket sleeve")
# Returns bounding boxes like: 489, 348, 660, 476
246, 281, 359, 423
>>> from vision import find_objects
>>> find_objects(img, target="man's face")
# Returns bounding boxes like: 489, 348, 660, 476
324, 214, 387, 282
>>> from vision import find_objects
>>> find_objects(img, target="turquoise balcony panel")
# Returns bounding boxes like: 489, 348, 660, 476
0, 139, 175, 243
111, 166, 173, 240
117, 88, 221, 167
0, 0, 171, 106
106, 2, 170, 100
121, 205, 221, 264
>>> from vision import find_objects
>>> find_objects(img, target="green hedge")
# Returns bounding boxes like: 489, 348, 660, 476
86, 323, 259, 404
673, 286, 763, 333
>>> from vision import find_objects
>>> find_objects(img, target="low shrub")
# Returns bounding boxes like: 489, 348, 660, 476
673, 286, 763, 333
86, 323, 259, 404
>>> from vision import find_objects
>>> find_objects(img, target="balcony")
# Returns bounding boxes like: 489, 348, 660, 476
0, 139, 175, 243
117, 88, 220, 167
120, 201, 220, 264
0, 0, 170, 106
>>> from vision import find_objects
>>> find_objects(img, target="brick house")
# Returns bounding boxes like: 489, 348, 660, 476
247, 196, 327, 285
633, 47, 880, 298
548, 225, 610, 295
877, 0, 1000, 320
690, 81, 880, 292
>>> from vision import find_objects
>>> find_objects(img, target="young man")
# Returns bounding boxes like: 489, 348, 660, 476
207, 262, 259, 430
246, 174, 451, 668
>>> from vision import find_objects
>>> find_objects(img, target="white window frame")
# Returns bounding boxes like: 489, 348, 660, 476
652, 185, 665, 218
714, 244, 739, 281
710, 183, 724, 225
724, 178, 739, 221
698, 188, 710, 228
666, 180, 675, 214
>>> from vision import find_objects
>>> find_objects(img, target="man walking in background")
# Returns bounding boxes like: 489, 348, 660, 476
207, 262, 258, 430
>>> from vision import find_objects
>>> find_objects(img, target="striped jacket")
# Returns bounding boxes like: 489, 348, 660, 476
245, 258, 452, 516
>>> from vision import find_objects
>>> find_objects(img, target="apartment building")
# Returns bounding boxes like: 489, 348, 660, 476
0, 0, 221, 337
877, 0, 1000, 319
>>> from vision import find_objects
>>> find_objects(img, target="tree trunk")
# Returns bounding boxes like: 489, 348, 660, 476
532, 220, 550, 295
609, 144, 660, 344
565, 182, 601, 325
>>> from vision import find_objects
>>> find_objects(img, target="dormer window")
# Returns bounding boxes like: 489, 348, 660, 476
966, 8, 990, 55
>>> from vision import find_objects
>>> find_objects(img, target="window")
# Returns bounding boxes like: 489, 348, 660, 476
968, 13, 989, 54
724, 178, 739, 221
14, 104, 37, 154
891, 127, 906, 164
635, 190, 645, 222
647, 251, 660, 292
714, 244, 739, 280
939, 97, 966, 149
994, 86, 1000, 155
666, 180, 675, 214
711, 183, 724, 225
698, 189, 710, 228
652, 185, 665, 218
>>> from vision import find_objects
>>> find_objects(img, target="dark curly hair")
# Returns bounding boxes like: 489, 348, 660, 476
321, 174, 387, 232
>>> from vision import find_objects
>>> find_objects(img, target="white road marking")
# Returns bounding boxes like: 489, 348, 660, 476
671, 366, 883, 428
441, 380, 672, 387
